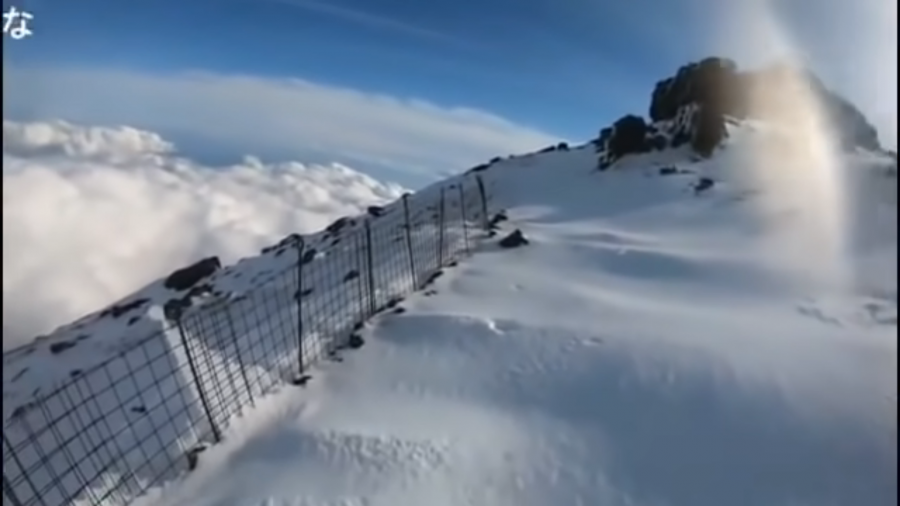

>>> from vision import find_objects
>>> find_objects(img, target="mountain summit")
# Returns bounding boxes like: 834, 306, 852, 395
597, 57, 883, 169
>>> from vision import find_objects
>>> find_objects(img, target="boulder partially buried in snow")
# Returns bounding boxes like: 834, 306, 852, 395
163, 257, 221, 291
499, 229, 529, 248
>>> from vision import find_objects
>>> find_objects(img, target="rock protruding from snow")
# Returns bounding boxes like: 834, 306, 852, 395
597, 56, 884, 170
606, 115, 650, 163
499, 229, 529, 248
163, 257, 221, 291
649, 57, 881, 150
649, 57, 742, 123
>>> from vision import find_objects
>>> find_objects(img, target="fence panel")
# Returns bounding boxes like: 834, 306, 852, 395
2, 174, 493, 506
3, 324, 217, 506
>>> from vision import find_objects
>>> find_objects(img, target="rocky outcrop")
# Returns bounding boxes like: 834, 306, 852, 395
163, 257, 221, 291
649, 57, 743, 122
648, 57, 881, 150
607, 116, 650, 160
596, 56, 883, 170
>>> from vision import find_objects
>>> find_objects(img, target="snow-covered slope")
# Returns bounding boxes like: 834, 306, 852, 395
1, 177, 439, 419
4, 56, 897, 506
125, 121, 898, 506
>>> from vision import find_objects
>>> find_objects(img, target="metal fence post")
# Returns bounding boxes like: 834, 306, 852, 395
437, 187, 446, 267
294, 235, 306, 375
458, 183, 469, 255
355, 229, 367, 316
475, 175, 489, 230
224, 308, 255, 408
402, 194, 417, 289
364, 220, 376, 314
176, 319, 222, 443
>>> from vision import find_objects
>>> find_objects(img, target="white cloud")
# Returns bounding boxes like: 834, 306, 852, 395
2, 65, 562, 182
266, 0, 468, 48
2, 119, 407, 350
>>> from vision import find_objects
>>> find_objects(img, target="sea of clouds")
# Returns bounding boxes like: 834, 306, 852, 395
2, 119, 407, 350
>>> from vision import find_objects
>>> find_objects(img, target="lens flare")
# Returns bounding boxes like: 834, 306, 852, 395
713, 0, 895, 292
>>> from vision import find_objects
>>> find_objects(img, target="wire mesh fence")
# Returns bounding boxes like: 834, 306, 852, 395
2, 174, 495, 506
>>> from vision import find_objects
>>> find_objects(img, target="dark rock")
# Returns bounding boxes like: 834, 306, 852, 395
608, 115, 649, 159
670, 129, 691, 148
467, 163, 490, 174
276, 233, 302, 248
164, 257, 221, 291
499, 229, 529, 248
100, 297, 150, 319
598, 115, 652, 169
424, 270, 444, 286
537, 145, 556, 154
648, 135, 667, 151
367, 206, 385, 218
488, 211, 508, 229
301, 248, 317, 265
290, 375, 312, 386
69, 369, 82, 378
49, 341, 77, 355
343, 270, 360, 283
325, 217, 350, 235
393, 307, 407, 314
347, 334, 365, 349
659, 166, 680, 176
490, 156, 502, 164
127, 316, 140, 326
694, 177, 715, 193
596, 127, 613, 152
163, 297, 192, 321
649, 57, 881, 151
186, 445, 208, 471
557, 142, 569, 151
650, 57, 739, 122
691, 104, 727, 157
187, 283, 213, 299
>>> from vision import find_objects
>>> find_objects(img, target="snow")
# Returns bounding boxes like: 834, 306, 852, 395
5, 120, 897, 506
2, 164, 488, 506
131, 128, 895, 506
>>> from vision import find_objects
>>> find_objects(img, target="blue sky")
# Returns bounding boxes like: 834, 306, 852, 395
3, 0, 896, 186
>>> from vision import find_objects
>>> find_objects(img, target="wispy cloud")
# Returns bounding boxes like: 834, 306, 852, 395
264, 0, 468, 48
3, 64, 562, 183
2, 119, 407, 350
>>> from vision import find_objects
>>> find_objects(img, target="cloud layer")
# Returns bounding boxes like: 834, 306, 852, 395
2, 119, 406, 350
2, 65, 562, 183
